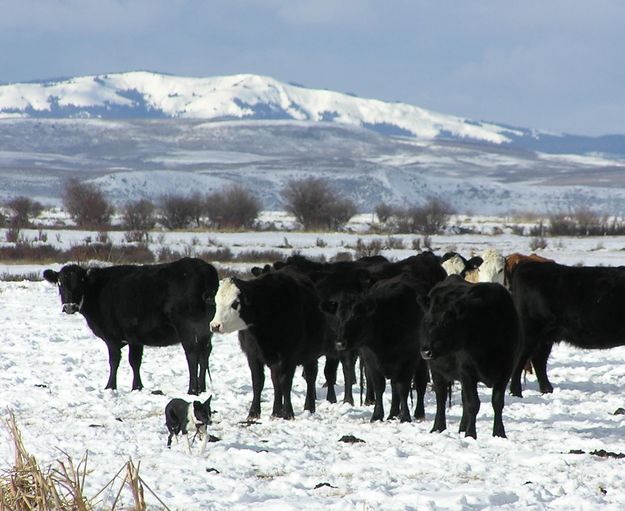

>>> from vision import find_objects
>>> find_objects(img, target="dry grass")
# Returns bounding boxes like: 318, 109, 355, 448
0, 412, 169, 510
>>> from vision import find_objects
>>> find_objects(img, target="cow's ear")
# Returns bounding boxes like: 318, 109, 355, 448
250, 266, 264, 277
416, 294, 430, 311
273, 261, 286, 270
466, 256, 483, 270
43, 269, 59, 284
321, 300, 338, 314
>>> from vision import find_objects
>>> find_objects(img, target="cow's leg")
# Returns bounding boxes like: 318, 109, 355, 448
369, 369, 386, 422
128, 344, 144, 391
341, 350, 357, 405
197, 333, 212, 394
413, 359, 428, 421
396, 374, 412, 423
246, 355, 265, 420
180, 331, 202, 395
388, 381, 400, 420
278, 364, 297, 420
104, 342, 123, 390
364, 364, 376, 405
491, 382, 507, 438
303, 360, 318, 414
323, 356, 338, 404
460, 378, 480, 439
509, 338, 535, 397
430, 370, 448, 433
531, 341, 554, 394
269, 365, 284, 418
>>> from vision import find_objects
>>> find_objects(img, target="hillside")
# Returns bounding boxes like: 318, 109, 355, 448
1, 72, 624, 213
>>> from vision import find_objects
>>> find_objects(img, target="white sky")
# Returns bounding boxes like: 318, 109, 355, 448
1, 0, 624, 136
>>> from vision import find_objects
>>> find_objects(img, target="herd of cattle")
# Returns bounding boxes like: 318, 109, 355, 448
43, 248, 625, 439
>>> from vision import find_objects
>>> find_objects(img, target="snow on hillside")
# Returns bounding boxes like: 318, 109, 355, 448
0, 71, 521, 144
2, 230, 625, 509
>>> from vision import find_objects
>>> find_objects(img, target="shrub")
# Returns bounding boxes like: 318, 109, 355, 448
282, 177, 356, 231
205, 184, 261, 229
5, 196, 44, 228
353, 238, 384, 258
158, 194, 202, 230
121, 199, 156, 240
405, 197, 453, 234
62, 178, 114, 229
5, 226, 21, 243
530, 236, 548, 251
375, 203, 396, 224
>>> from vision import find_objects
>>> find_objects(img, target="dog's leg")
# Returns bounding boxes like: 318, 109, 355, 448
183, 433, 192, 455
198, 426, 208, 454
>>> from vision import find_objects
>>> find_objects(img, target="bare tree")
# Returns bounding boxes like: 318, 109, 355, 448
158, 194, 200, 230
407, 196, 453, 234
283, 177, 356, 230
122, 198, 156, 242
62, 178, 113, 229
205, 184, 261, 229
6, 196, 44, 227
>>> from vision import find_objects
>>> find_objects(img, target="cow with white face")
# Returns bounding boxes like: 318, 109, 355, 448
210, 278, 249, 334
478, 249, 506, 285
210, 271, 329, 420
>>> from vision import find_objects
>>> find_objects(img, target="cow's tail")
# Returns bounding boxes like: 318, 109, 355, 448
447, 382, 453, 409
359, 359, 364, 407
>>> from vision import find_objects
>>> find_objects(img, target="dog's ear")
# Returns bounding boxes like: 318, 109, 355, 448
204, 395, 212, 411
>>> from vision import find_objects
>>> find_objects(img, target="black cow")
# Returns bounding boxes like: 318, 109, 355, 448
332, 274, 431, 423
419, 275, 522, 438
210, 269, 329, 420
43, 257, 219, 394
510, 261, 625, 397
260, 254, 390, 406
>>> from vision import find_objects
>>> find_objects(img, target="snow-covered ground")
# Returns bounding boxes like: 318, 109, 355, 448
2, 227, 625, 510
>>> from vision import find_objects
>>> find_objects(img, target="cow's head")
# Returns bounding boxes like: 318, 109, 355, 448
478, 249, 505, 285
440, 254, 466, 276
418, 286, 469, 360
43, 264, 89, 314
209, 278, 250, 334
332, 295, 376, 352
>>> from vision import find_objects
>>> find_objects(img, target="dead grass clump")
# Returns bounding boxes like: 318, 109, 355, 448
0, 412, 91, 510
0, 412, 169, 510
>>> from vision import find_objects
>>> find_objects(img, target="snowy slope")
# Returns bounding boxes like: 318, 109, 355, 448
2, 72, 625, 214
0, 71, 518, 144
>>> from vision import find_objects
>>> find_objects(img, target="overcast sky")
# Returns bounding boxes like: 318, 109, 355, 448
1, 0, 624, 136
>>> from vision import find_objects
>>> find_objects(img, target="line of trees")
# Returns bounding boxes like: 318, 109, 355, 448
12, 176, 620, 237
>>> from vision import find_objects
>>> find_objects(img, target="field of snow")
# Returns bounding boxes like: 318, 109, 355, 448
2, 227, 625, 510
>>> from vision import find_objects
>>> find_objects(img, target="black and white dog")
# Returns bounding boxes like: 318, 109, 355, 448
165, 396, 212, 454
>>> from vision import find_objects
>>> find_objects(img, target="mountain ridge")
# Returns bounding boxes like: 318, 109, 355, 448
1, 71, 625, 214
2, 70, 623, 156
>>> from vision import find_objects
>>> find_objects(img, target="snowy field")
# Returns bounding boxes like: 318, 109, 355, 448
2, 226, 625, 510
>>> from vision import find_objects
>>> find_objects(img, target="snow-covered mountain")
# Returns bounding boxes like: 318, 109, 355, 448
1, 71, 625, 214
0, 72, 516, 142
1, 71, 624, 156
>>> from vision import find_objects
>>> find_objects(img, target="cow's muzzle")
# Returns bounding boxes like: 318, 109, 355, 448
62, 303, 80, 314
335, 339, 347, 351
210, 322, 222, 333
420, 349, 434, 360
